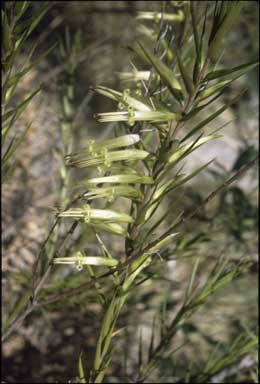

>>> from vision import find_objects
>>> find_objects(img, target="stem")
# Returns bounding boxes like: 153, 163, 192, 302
2, 218, 79, 342
140, 154, 259, 256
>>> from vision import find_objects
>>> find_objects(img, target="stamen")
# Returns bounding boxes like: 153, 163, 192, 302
87, 139, 95, 154
123, 88, 130, 101
128, 106, 135, 126
102, 147, 111, 168
108, 187, 115, 203
83, 204, 91, 223
76, 251, 83, 271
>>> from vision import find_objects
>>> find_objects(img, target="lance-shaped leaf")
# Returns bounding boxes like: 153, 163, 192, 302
78, 174, 154, 186
2, 43, 55, 106
82, 185, 143, 201
190, 1, 205, 83
14, 2, 52, 41
66, 148, 150, 168
159, 161, 214, 202
14, 1, 30, 22
208, 1, 244, 63
146, 233, 179, 254
96, 110, 180, 126
196, 79, 237, 102
2, 9, 11, 54
131, 41, 183, 102
181, 90, 246, 142
190, 2, 200, 59
2, 123, 32, 166
177, 53, 194, 95
78, 352, 86, 383
166, 134, 221, 165
137, 161, 213, 225
135, 175, 183, 226
58, 205, 133, 223
204, 59, 259, 82
122, 254, 152, 292
2, 88, 40, 141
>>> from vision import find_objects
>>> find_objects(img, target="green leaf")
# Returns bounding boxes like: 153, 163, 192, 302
204, 59, 259, 82
14, 2, 52, 40
154, 160, 214, 207
133, 41, 183, 103
185, 257, 201, 300
2, 88, 41, 141
147, 233, 179, 254
2, 122, 32, 167
78, 352, 86, 383
196, 62, 254, 101
164, 134, 220, 167
208, 1, 244, 63
190, 2, 204, 83
181, 90, 247, 142
14, 1, 30, 22
122, 254, 152, 292
177, 53, 194, 95
2, 9, 11, 53
190, 2, 200, 58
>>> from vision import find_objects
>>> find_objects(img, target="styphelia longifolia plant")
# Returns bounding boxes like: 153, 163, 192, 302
2, 1, 259, 383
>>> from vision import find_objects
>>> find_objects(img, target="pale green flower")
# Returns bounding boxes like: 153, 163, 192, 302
96, 110, 180, 126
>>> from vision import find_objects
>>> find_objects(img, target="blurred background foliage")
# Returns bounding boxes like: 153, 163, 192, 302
2, 1, 258, 382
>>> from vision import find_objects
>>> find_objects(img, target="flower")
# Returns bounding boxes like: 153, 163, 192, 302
96, 110, 181, 126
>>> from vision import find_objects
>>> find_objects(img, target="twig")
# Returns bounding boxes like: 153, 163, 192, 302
146, 155, 259, 251
131, 154, 259, 260
32, 216, 60, 289
33, 220, 79, 298
2, 303, 35, 343
2, 219, 79, 342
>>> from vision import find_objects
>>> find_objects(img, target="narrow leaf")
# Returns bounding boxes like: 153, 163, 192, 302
204, 59, 259, 82
78, 352, 86, 383
134, 41, 183, 102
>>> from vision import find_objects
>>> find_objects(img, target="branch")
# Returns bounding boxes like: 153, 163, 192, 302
133, 154, 259, 259
2, 219, 79, 342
